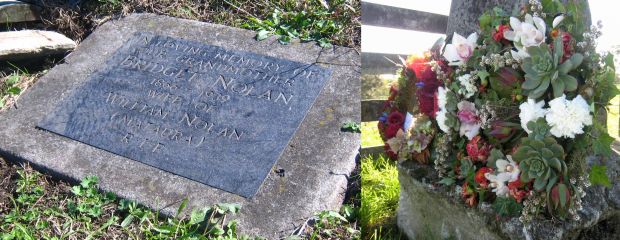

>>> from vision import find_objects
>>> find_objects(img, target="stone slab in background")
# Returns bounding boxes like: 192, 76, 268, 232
397, 148, 620, 240
0, 13, 360, 239
0, 30, 76, 61
0, 0, 40, 24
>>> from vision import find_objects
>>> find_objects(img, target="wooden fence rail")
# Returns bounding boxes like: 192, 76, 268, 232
362, 2, 448, 34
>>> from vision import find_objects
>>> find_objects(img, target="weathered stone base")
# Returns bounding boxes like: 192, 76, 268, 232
0, 14, 360, 239
397, 144, 620, 240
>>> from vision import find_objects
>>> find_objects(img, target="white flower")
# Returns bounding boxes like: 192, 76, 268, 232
437, 86, 447, 108
443, 32, 478, 66
545, 95, 593, 138
496, 155, 520, 182
519, 98, 547, 133
436, 109, 450, 133
457, 74, 477, 98
504, 14, 546, 48
511, 48, 530, 61
485, 172, 512, 197
552, 14, 565, 28
435, 87, 451, 133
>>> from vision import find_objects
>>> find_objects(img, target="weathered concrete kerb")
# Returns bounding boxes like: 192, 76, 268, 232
0, 14, 360, 239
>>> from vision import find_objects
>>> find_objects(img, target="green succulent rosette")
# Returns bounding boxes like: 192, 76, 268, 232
521, 37, 583, 99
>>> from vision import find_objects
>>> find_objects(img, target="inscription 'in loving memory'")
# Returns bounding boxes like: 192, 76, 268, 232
38, 32, 331, 197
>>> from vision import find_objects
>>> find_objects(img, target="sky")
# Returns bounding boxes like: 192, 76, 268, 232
362, 0, 619, 54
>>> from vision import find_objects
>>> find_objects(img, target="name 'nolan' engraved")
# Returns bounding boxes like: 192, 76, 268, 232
37, 32, 331, 198
211, 75, 293, 105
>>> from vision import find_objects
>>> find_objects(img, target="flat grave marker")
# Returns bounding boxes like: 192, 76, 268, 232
37, 32, 331, 198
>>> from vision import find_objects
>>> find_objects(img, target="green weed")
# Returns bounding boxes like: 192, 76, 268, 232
242, 4, 347, 47
0, 169, 258, 239
0, 72, 23, 108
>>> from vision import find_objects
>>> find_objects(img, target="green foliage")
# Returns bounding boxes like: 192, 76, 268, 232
521, 38, 583, 99
98, 0, 122, 7
307, 210, 360, 239
526, 118, 552, 141
478, 7, 510, 33
514, 136, 566, 192
589, 165, 611, 187
595, 53, 620, 108
438, 177, 456, 186
593, 122, 615, 157
0, 72, 23, 108
486, 148, 506, 168
67, 176, 116, 219
243, 6, 343, 47
0, 171, 257, 239
341, 121, 361, 133
492, 197, 523, 217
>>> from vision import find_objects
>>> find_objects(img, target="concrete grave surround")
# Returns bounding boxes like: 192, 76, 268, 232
0, 13, 360, 239
0, 0, 40, 24
0, 30, 76, 60
397, 151, 620, 240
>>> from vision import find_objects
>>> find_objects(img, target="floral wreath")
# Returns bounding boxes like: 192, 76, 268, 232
378, 0, 617, 222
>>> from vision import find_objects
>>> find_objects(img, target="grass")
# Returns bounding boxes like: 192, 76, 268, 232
0, 165, 254, 239
360, 155, 403, 240
361, 121, 383, 147
0, 161, 360, 239
28, 0, 359, 49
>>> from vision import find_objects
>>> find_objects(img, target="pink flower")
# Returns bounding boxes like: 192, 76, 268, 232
458, 110, 479, 124
457, 101, 481, 140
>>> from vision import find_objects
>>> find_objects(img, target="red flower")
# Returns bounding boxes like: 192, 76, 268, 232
388, 85, 399, 101
560, 32, 573, 63
384, 143, 398, 160
466, 136, 491, 162
408, 56, 443, 118
508, 180, 528, 203
493, 24, 511, 44
384, 124, 401, 139
462, 182, 477, 207
551, 31, 574, 63
388, 111, 405, 126
475, 167, 493, 188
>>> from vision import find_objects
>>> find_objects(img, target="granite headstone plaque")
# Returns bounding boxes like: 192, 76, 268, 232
38, 32, 331, 198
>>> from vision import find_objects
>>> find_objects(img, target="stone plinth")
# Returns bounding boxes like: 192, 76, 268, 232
397, 146, 620, 240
